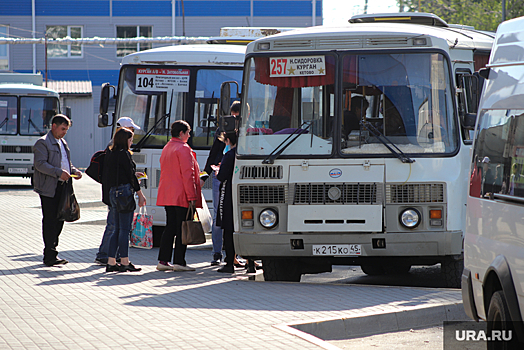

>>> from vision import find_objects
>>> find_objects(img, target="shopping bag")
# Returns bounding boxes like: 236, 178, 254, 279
181, 202, 206, 245
130, 206, 153, 249
57, 179, 80, 222
196, 192, 212, 233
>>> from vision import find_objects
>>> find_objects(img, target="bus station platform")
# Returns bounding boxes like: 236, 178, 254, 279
0, 176, 465, 349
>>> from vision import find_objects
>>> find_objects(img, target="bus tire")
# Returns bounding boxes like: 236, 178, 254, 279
262, 259, 301, 282
361, 264, 386, 276
441, 258, 463, 288
487, 290, 517, 349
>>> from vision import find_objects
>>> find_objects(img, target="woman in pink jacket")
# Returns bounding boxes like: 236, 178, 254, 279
156, 120, 202, 271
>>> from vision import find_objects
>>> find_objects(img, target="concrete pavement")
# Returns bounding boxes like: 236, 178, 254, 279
0, 175, 464, 349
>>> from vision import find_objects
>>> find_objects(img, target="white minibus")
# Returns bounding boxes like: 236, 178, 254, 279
462, 15, 524, 347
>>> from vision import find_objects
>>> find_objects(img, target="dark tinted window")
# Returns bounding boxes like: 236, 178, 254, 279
471, 109, 524, 198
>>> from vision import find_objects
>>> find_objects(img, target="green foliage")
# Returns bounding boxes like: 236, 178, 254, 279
397, 0, 523, 31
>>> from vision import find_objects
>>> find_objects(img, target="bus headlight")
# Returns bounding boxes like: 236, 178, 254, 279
399, 208, 421, 229
259, 208, 278, 228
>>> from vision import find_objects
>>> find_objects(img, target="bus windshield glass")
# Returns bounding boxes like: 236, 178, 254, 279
116, 66, 242, 148
19, 97, 59, 135
239, 52, 457, 157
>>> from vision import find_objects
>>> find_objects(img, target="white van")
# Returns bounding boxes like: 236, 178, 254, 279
462, 16, 524, 347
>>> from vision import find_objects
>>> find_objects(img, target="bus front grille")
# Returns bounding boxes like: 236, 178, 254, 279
292, 183, 382, 205
240, 165, 283, 179
2, 145, 33, 153
239, 185, 287, 204
386, 183, 445, 203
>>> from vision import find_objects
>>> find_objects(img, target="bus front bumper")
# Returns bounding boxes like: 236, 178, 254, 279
233, 231, 463, 261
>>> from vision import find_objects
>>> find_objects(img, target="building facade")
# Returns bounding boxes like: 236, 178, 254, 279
0, 0, 322, 166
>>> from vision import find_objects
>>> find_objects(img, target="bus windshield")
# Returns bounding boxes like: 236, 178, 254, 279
239, 52, 457, 157
116, 66, 242, 148
0, 96, 58, 136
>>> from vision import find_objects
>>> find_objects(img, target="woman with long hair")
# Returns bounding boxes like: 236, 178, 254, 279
156, 120, 202, 271
103, 127, 146, 272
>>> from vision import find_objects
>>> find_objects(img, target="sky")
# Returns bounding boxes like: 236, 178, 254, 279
323, 0, 400, 26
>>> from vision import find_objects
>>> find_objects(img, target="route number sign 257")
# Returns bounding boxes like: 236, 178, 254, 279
269, 56, 326, 78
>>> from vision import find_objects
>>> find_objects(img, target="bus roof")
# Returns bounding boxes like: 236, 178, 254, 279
121, 44, 246, 66
247, 21, 494, 54
0, 83, 60, 97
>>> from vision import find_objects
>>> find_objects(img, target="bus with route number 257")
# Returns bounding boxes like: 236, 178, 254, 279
225, 13, 494, 287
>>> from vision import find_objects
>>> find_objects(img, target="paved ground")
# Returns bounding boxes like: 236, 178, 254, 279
0, 175, 464, 349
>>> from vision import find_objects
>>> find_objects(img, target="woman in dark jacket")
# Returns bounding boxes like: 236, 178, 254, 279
103, 128, 146, 272
216, 131, 237, 273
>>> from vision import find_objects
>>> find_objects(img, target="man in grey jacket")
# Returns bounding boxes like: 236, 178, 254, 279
33, 114, 82, 266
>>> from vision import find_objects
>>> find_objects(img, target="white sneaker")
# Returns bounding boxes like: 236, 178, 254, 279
156, 262, 174, 271
172, 264, 195, 271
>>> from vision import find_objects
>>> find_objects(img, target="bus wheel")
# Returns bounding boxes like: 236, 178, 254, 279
441, 258, 463, 288
262, 259, 301, 282
361, 264, 386, 276
487, 291, 516, 349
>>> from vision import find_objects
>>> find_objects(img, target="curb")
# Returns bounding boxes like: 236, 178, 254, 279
274, 302, 468, 348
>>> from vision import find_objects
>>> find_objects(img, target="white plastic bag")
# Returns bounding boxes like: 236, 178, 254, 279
196, 192, 213, 233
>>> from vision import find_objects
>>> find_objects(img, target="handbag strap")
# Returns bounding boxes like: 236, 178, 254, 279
185, 201, 196, 221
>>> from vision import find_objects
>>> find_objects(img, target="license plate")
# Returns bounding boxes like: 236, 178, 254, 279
312, 244, 361, 256
8, 168, 28, 174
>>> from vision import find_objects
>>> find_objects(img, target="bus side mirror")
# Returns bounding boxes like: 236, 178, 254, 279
479, 67, 490, 80
462, 113, 477, 129
65, 106, 72, 119
99, 83, 114, 127
220, 82, 231, 116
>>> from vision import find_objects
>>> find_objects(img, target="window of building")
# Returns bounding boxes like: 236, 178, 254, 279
0, 25, 8, 70
46, 25, 83, 58
116, 26, 152, 58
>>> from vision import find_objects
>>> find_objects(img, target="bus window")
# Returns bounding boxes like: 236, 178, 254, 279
472, 109, 524, 198
20, 97, 58, 135
0, 96, 17, 135
192, 68, 242, 148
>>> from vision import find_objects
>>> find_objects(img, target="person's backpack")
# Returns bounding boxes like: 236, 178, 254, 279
85, 150, 106, 183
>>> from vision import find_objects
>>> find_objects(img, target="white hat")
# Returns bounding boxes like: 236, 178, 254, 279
482, 156, 490, 163
116, 117, 140, 130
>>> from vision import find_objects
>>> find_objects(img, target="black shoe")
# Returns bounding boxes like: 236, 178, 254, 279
119, 262, 141, 272
44, 258, 69, 267
95, 258, 108, 265
210, 253, 222, 266
106, 264, 120, 272
217, 265, 234, 273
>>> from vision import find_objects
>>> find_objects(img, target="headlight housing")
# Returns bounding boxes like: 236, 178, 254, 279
259, 208, 278, 228
399, 208, 421, 229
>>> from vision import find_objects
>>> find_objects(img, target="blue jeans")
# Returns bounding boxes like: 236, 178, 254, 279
211, 172, 223, 256
108, 184, 134, 259
96, 206, 118, 260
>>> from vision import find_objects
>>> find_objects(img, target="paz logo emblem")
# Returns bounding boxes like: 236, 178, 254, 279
329, 168, 342, 178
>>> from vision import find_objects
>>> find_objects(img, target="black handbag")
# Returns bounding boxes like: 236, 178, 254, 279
57, 179, 80, 222
109, 151, 136, 213
111, 183, 136, 213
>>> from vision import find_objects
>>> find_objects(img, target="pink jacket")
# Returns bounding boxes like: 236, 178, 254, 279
156, 138, 202, 208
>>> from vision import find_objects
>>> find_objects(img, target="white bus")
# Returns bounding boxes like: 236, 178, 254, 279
462, 16, 524, 346
227, 13, 494, 286
98, 29, 296, 229
0, 74, 61, 182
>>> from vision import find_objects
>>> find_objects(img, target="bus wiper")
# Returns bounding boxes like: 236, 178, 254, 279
133, 90, 174, 152
262, 121, 312, 164
360, 120, 415, 164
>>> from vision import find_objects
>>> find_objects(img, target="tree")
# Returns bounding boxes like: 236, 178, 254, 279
397, 0, 523, 31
